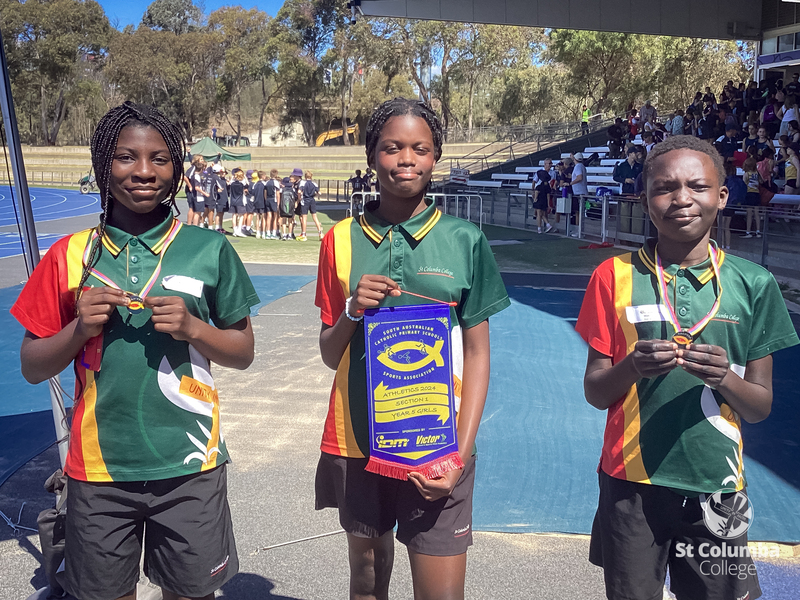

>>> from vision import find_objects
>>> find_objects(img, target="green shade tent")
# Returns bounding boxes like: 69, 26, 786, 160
187, 137, 251, 162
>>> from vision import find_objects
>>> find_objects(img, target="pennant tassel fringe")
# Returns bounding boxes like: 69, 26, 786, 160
365, 452, 465, 481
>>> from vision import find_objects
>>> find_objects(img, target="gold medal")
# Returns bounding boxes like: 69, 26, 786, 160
126, 293, 145, 313
671, 331, 693, 348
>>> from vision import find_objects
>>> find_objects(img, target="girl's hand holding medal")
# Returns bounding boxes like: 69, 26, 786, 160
677, 343, 731, 388
629, 340, 679, 379
145, 295, 197, 342
75, 287, 129, 339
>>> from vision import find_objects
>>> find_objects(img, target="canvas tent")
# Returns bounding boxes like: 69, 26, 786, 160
188, 137, 251, 161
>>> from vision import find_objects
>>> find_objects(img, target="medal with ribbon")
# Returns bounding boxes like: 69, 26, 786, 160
83, 218, 182, 313
655, 242, 723, 347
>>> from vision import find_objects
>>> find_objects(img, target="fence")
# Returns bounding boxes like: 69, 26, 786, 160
0, 173, 358, 204
436, 187, 800, 276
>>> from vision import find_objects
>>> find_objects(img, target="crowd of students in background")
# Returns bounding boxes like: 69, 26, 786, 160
597, 78, 800, 243
183, 156, 324, 241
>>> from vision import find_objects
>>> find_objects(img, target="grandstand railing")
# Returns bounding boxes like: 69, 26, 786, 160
447, 115, 614, 175
441, 187, 800, 277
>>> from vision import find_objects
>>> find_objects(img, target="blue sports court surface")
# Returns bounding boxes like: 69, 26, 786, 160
0, 186, 100, 258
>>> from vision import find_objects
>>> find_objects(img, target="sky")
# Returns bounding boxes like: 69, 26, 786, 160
97, 0, 285, 29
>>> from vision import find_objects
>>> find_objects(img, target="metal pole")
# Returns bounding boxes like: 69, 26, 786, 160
0, 26, 68, 468
601, 196, 608, 243
761, 207, 769, 268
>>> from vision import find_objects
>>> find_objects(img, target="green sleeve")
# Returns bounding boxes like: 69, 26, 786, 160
211, 239, 260, 328
458, 231, 511, 329
747, 273, 799, 361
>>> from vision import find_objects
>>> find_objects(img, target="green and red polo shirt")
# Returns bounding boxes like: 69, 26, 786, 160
576, 243, 799, 494
315, 199, 510, 458
12, 210, 259, 483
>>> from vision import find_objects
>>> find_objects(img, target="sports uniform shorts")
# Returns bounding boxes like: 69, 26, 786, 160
231, 203, 247, 215
745, 191, 761, 206
315, 452, 475, 556
245, 200, 254, 214
266, 197, 278, 213
300, 197, 317, 215
215, 197, 229, 213
187, 193, 204, 213
254, 207, 266, 214
65, 464, 238, 600
589, 470, 761, 600
532, 189, 549, 210
721, 207, 737, 218
204, 193, 216, 209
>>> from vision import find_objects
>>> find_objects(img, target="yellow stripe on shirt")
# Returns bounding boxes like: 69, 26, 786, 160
613, 254, 650, 484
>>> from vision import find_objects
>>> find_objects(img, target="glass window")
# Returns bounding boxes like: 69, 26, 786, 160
762, 37, 778, 55
778, 34, 794, 52
794, 31, 800, 49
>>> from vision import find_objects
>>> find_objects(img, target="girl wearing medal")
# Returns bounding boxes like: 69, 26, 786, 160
12, 102, 259, 600
315, 98, 509, 600
576, 135, 798, 600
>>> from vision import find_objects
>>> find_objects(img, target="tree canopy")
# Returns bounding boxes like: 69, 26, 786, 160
0, 0, 755, 146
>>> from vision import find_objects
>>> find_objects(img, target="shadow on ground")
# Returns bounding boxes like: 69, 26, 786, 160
219, 572, 305, 600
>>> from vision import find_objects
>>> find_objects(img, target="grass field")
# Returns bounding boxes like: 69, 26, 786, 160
222, 207, 626, 274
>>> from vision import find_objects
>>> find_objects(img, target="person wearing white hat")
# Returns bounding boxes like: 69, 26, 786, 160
569, 152, 588, 237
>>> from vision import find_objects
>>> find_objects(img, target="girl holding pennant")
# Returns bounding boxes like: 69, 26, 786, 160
12, 102, 259, 600
315, 98, 510, 600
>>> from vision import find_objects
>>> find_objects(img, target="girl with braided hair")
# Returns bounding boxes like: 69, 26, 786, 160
12, 101, 259, 600
315, 98, 509, 599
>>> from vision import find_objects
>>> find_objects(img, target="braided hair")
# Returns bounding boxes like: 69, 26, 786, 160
76, 101, 186, 308
365, 98, 443, 167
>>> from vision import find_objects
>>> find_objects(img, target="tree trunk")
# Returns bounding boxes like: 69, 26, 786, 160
236, 94, 241, 145
341, 60, 350, 146
258, 77, 266, 147
467, 78, 475, 141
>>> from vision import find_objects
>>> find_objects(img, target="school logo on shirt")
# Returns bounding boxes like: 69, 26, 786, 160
418, 266, 454, 278
713, 312, 740, 324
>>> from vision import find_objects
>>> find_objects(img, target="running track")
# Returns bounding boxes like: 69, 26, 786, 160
0, 186, 101, 258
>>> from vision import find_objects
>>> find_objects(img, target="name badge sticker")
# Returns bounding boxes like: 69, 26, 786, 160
626, 304, 671, 324
161, 275, 204, 298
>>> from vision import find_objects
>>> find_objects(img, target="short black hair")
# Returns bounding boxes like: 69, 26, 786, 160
365, 98, 443, 167
643, 135, 725, 188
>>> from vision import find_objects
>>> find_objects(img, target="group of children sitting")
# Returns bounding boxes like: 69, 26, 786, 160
183, 160, 324, 241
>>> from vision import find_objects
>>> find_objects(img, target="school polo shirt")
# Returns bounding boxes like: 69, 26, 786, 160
11, 210, 259, 482
315, 199, 510, 458
576, 243, 798, 495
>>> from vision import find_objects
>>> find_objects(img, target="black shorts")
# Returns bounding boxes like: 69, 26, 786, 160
590, 471, 761, 600
188, 195, 205, 212
231, 204, 247, 215
215, 198, 228, 213
532, 190, 549, 210
65, 465, 238, 600
253, 207, 266, 214
266, 197, 278, 212
745, 191, 761, 206
245, 201, 255, 214
300, 197, 317, 214
786, 179, 797, 188
315, 452, 475, 556
721, 207, 737, 218
204, 195, 216, 209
